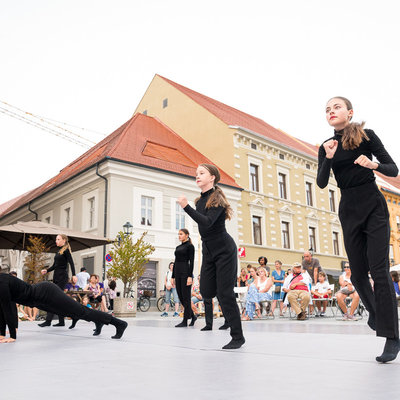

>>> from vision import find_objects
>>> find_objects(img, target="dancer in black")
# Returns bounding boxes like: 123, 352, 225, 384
171, 228, 196, 327
0, 273, 127, 343
317, 96, 399, 363
201, 298, 229, 331
39, 234, 75, 327
178, 163, 245, 349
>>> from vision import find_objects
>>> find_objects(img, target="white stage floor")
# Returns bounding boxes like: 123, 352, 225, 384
1, 313, 399, 400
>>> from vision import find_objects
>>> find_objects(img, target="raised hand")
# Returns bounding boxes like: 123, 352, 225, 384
323, 139, 338, 159
354, 155, 378, 170
177, 195, 188, 208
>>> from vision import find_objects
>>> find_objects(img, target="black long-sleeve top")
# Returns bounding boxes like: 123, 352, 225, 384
0, 274, 36, 339
46, 248, 76, 281
183, 188, 227, 242
172, 241, 195, 278
317, 129, 398, 189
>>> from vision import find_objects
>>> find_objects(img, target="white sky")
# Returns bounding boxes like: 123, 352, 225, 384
1, 0, 399, 205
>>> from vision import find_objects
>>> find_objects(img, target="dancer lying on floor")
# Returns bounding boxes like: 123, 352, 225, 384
0, 273, 127, 343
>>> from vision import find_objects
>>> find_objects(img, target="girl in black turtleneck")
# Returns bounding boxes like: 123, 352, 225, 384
171, 228, 196, 327
39, 234, 75, 327
318, 96, 399, 363
178, 163, 245, 349
0, 273, 127, 343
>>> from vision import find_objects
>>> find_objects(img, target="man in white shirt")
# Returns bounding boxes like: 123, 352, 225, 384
76, 267, 90, 289
282, 262, 311, 320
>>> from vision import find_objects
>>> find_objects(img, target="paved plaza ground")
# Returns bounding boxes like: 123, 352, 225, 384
1, 311, 399, 400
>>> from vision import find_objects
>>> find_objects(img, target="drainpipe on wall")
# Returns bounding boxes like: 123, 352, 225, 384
28, 201, 38, 220
96, 162, 108, 280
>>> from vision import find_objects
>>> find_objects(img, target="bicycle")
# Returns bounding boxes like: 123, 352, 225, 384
157, 289, 175, 312
127, 288, 151, 312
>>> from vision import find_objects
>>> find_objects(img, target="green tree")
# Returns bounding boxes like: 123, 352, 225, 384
107, 231, 155, 297
24, 235, 49, 283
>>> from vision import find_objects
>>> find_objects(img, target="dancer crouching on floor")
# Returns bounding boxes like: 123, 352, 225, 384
178, 163, 245, 349
318, 96, 399, 363
0, 273, 127, 343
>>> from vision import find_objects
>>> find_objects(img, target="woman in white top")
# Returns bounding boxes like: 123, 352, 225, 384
242, 267, 273, 320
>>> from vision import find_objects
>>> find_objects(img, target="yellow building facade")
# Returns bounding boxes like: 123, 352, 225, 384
134, 75, 347, 272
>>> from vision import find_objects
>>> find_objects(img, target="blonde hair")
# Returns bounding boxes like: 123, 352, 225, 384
258, 267, 268, 276
194, 163, 233, 220
58, 234, 72, 254
329, 96, 369, 150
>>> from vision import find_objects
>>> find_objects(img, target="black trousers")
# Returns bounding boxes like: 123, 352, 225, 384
339, 182, 399, 338
175, 276, 193, 321
45, 277, 68, 323
33, 282, 112, 325
200, 234, 243, 340
204, 298, 227, 328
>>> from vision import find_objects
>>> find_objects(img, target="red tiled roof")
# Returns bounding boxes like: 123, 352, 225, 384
158, 75, 319, 158
375, 171, 400, 194
0, 114, 240, 219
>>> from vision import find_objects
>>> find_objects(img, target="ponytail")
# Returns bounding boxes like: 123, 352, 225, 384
342, 122, 369, 150
58, 234, 72, 255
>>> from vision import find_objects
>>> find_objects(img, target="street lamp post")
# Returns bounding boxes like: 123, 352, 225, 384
123, 221, 133, 236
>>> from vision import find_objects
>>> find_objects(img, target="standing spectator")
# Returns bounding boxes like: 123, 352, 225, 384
302, 251, 322, 285
161, 262, 180, 317
282, 262, 311, 320
311, 272, 332, 317
76, 267, 90, 290
106, 279, 117, 311
336, 264, 360, 320
258, 256, 270, 275
270, 260, 285, 317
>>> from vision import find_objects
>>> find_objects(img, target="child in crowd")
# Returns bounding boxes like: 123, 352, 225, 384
311, 272, 332, 317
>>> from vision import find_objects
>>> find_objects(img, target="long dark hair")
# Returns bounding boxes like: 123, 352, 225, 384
179, 228, 192, 244
329, 96, 369, 150
194, 163, 233, 220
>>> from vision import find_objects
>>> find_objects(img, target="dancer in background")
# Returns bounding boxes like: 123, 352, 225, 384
317, 96, 399, 363
171, 229, 196, 327
39, 234, 75, 327
0, 273, 127, 343
178, 163, 245, 349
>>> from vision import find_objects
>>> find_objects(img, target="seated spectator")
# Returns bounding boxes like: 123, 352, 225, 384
96, 275, 109, 312
237, 268, 249, 288
336, 264, 360, 320
311, 272, 332, 317
64, 276, 80, 292
17, 304, 32, 321
390, 271, 400, 298
191, 275, 203, 316
282, 262, 311, 321
270, 260, 285, 317
84, 274, 108, 312
161, 262, 180, 317
242, 267, 273, 320
247, 266, 257, 286
81, 295, 92, 308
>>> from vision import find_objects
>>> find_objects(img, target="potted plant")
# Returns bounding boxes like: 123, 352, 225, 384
107, 231, 155, 317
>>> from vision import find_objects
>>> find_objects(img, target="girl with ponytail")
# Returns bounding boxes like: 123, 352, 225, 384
318, 96, 399, 363
178, 163, 245, 349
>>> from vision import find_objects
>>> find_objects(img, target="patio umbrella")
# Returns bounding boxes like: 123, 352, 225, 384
0, 220, 111, 253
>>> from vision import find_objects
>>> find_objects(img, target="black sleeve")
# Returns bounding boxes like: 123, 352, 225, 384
183, 204, 225, 227
65, 249, 76, 276
46, 257, 56, 273
187, 244, 195, 278
316, 143, 333, 189
367, 130, 399, 177
0, 281, 18, 339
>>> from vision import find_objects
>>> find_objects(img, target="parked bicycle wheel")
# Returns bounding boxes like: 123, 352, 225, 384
157, 296, 166, 312
139, 297, 151, 312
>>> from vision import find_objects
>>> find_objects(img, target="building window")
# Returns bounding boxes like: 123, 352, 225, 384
278, 173, 287, 199
45, 217, 51, 224
329, 190, 336, 212
305, 182, 313, 206
249, 163, 259, 192
82, 256, 95, 275
281, 221, 290, 249
279, 154, 285, 160
64, 207, 71, 229
252, 216, 262, 245
251, 143, 257, 150
308, 226, 316, 252
306, 163, 311, 170
333, 231, 339, 255
176, 202, 185, 230
396, 215, 400, 230
163, 98, 168, 108
88, 197, 95, 229
141, 196, 153, 226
